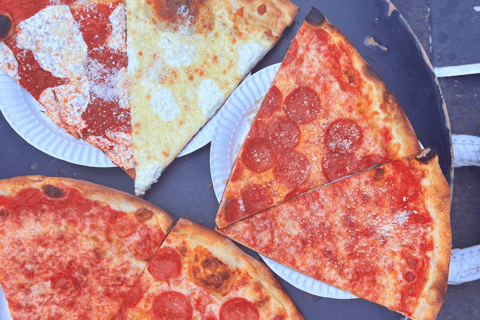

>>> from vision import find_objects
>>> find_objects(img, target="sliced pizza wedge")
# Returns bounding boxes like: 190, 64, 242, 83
0, 176, 174, 320
113, 218, 303, 320
219, 148, 451, 320
0, 1, 135, 178
215, 7, 422, 228
126, 0, 298, 195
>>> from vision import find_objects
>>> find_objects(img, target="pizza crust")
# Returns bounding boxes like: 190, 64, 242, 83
0, 175, 174, 233
173, 219, 304, 320
410, 150, 451, 320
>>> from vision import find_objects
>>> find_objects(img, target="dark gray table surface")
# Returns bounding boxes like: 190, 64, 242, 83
1, 0, 479, 319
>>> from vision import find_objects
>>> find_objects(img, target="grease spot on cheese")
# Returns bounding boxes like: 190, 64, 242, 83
16, 5, 87, 79
198, 78, 224, 118
143, 82, 180, 121
106, 3, 127, 53
0, 42, 19, 81
159, 36, 195, 68
237, 42, 265, 75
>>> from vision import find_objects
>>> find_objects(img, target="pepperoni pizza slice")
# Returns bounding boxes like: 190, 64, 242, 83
215, 7, 422, 228
219, 149, 451, 320
113, 219, 304, 320
0, 0, 134, 177
0, 176, 174, 319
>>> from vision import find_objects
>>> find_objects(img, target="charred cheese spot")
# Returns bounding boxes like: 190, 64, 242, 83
189, 246, 235, 294
0, 208, 9, 217
374, 167, 385, 181
135, 208, 154, 222
415, 148, 437, 164
0, 13, 14, 42
42, 185, 66, 198
176, 245, 188, 257
305, 7, 325, 26
144, 0, 214, 33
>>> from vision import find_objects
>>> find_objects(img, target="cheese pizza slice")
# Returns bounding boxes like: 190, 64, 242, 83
215, 7, 422, 228
219, 149, 451, 320
113, 219, 304, 320
0, 0, 134, 177
125, 0, 298, 195
0, 176, 174, 319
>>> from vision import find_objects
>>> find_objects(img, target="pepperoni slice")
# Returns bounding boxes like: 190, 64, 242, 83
325, 119, 363, 154
50, 273, 81, 297
284, 86, 321, 124
220, 298, 259, 320
152, 291, 193, 320
241, 184, 273, 214
224, 199, 246, 223
248, 120, 268, 139
258, 85, 282, 118
124, 282, 144, 309
113, 220, 137, 237
284, 187, 309, 201
273, 151, 310, 188
322, 152, 381, 182
230, 161, 244, 182
283, 39, 298, 66
315, 29, 331, 44
148, 247, 182, 281
241, 137, 276, 173
267, 118, 300, 153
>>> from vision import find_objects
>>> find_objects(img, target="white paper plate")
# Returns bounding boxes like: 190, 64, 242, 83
0, 70, 216, 166
0, 285, 11, 320
210, 63, 357, 299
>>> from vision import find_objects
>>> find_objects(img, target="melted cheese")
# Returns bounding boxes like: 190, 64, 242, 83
16, 5, 87, 79
106, 3, 127, 53
198, 78, 224, 118
158, 35, 195, 68
0, 43, 19, 81
134, 163, 164, 195
237, 42, 266, 75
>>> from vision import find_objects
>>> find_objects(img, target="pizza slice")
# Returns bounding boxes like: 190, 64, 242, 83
0, 176, 174, 319
126, 0, 298, 195
219, 148, 451, 320
0, 0, 135, 178
113, 218, 304, 320
215, 7, 422, 228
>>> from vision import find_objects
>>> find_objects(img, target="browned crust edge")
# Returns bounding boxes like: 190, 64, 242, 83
410, 153, 451, 320
234, 0, 299, 36
173, 219, 304, 320
0, 175, 174, 232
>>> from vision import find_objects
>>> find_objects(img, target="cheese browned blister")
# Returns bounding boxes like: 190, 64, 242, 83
126, 0, 298, 195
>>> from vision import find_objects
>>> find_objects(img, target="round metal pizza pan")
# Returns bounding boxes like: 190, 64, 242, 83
0, 0, 452, 320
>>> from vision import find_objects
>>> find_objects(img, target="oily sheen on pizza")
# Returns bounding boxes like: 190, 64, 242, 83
0, 0, 135, 177
219, 149, 451, 320
215, 8, 422, 228
0, 176, 174, 319
126, 0, 298, 195
113, 219, 304, 320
